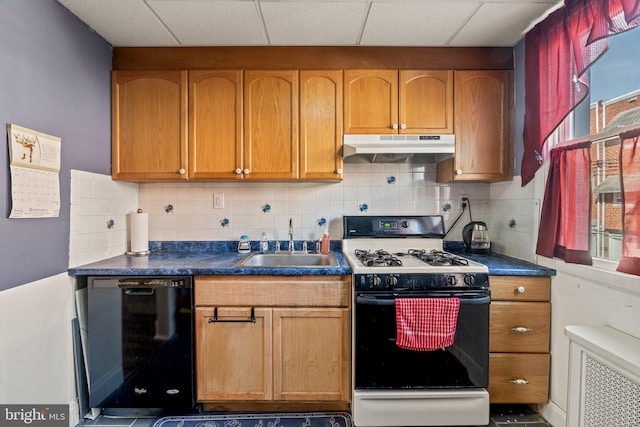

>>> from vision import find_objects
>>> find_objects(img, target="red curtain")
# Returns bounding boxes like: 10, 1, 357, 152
522, 0, 640, 186
536, 139, 593, 264
616, 128, 640, 275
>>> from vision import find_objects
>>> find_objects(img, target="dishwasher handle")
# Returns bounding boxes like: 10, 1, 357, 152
124, 288, 155, 295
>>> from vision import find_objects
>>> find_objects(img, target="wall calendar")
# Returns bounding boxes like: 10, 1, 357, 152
7, 124, 61, 218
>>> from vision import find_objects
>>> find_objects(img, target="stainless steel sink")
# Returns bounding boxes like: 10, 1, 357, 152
233, 252, 339, 268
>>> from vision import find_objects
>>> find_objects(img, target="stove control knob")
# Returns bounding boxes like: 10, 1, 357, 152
463, 274, 475, 286
385, 276, 398, 288
369, 276, 381, 288
446, 275, 458, 286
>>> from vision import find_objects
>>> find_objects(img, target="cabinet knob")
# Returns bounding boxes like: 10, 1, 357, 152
456, 169, 463, 175
511, 327, 532, 333
243, 169, 250, 175
517, 286, 526, 293
178, 168, 186, 175
400, 123, 407, 129
510, 379, 530, 385
235, 168, 242, 174
392, 123, 399, 130
336, 168, 343, 174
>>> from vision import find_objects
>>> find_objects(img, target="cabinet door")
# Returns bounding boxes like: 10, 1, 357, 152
189, 70, 243, 179
344, 70, 398, 134
299, 70, 343, 180
272, 308, 350, 401
244, 70, 298, 179
112, 70, 188, 181
195, 307, 272, 401
399, 70, 453, 133
437, 70, 513, 182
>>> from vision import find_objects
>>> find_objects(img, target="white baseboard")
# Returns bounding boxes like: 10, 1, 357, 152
68, 400, 79, 427
538, 400, 567, 427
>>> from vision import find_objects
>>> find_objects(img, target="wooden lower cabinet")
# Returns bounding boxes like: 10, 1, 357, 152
488, 276, 551, 404
488, 353, 550, 403
194, 275, 351, 406
195, 306, 272, 401
490, 301, 550, 353
273, 308, 350, 401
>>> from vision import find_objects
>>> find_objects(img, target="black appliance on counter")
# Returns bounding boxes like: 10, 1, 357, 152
86, 276, 194, 416
462, 221, 491, 253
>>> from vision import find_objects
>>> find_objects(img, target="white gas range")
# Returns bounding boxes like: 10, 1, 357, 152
342, 215, 490, 291
343, 215, 491, 427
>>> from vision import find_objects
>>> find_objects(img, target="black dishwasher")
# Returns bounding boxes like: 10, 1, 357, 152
87, 276, 194, 416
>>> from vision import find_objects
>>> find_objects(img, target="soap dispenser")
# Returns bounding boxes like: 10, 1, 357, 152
320, 229, 330, 254
260, 232, 269, 254
238, 235, 251, 254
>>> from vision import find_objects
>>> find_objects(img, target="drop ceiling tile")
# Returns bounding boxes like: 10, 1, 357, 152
361, 1, 480, 46
57, 0, 178, 46
450, 2, 560, 46
260, 1, 369, 45
58, 0, 564, 47
148, 0, 268, 45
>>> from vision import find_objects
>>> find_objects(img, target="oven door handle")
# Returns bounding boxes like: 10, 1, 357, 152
356, 294, 490, 306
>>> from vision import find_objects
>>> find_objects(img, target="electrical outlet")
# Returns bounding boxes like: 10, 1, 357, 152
213, 193, 224, 209
458, 194, 469, 209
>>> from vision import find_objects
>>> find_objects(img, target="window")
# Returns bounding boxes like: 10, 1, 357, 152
588, 28, 640, 262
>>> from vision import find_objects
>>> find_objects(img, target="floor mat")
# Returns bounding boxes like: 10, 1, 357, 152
151, 412, 352, 427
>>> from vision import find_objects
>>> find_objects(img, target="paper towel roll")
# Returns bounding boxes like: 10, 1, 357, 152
129, 211, 149, 255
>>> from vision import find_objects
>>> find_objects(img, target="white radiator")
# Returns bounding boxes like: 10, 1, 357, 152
565, 326, 640, 427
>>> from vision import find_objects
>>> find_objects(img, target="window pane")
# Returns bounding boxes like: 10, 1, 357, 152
589, 28, 640, 261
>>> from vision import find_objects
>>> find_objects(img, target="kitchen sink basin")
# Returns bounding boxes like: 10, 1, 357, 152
233, 252, 339, 268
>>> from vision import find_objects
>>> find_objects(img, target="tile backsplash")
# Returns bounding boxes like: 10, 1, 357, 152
138, 163, 490, 243
69, 164, 540, 265
488, 176, 540, 262
69, 170, 138, 267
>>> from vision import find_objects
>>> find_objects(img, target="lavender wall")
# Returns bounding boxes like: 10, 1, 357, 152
0, 0, 112, 290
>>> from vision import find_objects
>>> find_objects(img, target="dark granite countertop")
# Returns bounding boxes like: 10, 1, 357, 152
68, 241, 555, 277
68, 241, 352, 276
445, 242, 556, 276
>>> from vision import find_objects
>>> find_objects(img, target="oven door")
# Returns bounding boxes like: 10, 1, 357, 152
354, 290, 490, 390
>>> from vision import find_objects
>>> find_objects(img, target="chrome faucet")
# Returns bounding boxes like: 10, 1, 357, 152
288, 218, 294, 252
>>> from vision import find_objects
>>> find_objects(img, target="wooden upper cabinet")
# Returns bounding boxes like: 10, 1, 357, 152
344, 70, 398, 134
437, 70, 514, 182
189, 70, 243, 180
399, 70, 453, 133
112, 70, 188, 181
244, 70, 299, 180
299, 70, 343, 179
344, 69, 453, 134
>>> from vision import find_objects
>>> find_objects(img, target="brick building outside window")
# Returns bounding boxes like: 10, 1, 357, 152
590, 91, 640, 260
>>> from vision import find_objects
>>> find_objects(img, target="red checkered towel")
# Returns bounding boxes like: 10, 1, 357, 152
395, 298, 460, 351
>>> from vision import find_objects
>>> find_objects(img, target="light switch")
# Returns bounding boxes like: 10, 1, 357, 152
213, 193, 224, 209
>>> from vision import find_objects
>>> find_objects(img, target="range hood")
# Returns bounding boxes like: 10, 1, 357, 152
343, 134, 455, 163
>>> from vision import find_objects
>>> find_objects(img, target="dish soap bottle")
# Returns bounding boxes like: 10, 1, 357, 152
320, 229, 330, 254
238, 235, 251, 254
260, 232, 269, 254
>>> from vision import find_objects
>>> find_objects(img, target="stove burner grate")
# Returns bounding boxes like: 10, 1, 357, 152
407, 249, 470, 266
354, 249, 403, 267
